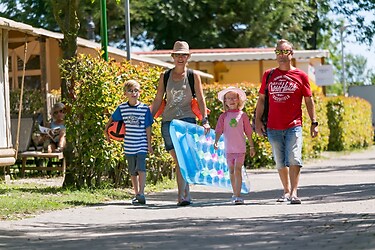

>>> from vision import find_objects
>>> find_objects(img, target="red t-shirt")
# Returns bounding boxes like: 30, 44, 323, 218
259, 68, 312, 130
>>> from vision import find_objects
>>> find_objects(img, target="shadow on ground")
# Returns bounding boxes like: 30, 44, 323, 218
0, 212, 374, 250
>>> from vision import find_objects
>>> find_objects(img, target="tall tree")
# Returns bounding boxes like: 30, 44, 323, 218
50, 0, 80, 100
1, 0, 374, 52
344, 54, 370, 86
332, 0, 375, 46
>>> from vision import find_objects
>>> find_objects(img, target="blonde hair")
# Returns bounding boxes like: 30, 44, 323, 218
123, 80, 140, 93
51, 102, 65, 115
223, 91, 245, 111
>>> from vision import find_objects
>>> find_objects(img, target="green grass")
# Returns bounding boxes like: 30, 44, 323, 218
0, 177, 176, 221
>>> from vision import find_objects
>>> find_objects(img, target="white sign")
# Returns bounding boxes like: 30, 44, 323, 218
315, 65, 334, 86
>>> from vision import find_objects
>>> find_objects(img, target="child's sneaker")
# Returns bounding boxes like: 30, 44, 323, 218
234, 197, 244, 205
137, 194, 146, 204
131, 197, 139, 205
132, 194, 146, 205
231, 195, 237, 204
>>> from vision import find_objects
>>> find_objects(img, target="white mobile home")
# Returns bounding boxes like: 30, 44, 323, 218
0, 25, 15, 167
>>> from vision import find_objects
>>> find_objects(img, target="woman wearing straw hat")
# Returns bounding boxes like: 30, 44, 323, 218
151, 41, 210, 206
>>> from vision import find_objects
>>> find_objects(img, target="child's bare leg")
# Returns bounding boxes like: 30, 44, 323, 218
138, 171, 146, 195
228, 165, 236, 196
234, 163, 243, 198
131, 175, 139, 196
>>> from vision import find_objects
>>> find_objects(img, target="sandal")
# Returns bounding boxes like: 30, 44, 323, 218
276, 194, 291, 202
177, 199, 191, 206
290, 196, 302, 204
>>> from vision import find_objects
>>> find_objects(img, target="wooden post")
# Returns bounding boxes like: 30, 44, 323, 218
39, 36, 48, 123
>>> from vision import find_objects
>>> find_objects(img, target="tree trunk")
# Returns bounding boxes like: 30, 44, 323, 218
51, 0, 80, 188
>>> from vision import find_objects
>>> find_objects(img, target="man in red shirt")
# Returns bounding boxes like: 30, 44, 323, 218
255, 39, 319, 204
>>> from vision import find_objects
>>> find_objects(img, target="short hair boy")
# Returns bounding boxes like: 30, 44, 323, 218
105, 80, 154, 205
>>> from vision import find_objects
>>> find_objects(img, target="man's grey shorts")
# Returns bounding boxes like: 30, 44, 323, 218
267, 126, 303, 169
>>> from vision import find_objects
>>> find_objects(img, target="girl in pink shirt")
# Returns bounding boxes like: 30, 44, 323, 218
214, 87, 256, 204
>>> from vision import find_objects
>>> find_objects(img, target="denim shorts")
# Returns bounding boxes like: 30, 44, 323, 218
267, 126, 303, 169
161, 117, 196, 151
125, 153, 146, 176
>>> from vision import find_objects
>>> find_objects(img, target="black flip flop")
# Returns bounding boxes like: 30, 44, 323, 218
177, 200, 191, 206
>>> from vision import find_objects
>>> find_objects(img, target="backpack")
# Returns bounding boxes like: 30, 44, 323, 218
251, 68, 275, 135
163, 68, 195, 97
154, 68, 209, 120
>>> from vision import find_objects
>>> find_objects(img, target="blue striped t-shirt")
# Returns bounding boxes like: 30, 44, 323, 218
112, 102, 153, 155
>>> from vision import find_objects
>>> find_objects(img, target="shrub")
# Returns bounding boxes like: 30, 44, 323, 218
302, 93, 329, 158
326, 97, 373, 151
60, 54, 173, 188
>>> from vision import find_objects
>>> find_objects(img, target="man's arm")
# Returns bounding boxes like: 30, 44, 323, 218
304, 96, 318, 138
254, 93, 266, 136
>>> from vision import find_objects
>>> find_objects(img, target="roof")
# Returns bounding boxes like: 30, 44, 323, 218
0, 17, 174, 69
134, 47, 330, 63
0, 17, 213, 79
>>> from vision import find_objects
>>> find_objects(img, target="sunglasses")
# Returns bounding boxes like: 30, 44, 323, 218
127, 89, 140, 94
53, 109, 65, 115
172, 53, 189, 58
275, 49, 293, 55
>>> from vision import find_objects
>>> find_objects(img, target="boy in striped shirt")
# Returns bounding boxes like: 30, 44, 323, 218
105, 80, 153, 205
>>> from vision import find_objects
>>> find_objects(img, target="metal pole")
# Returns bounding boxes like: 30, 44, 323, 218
125, 0, 131, 61
100, 0, 108, 61
340, 27, 345, 96
340, 25, 351, 96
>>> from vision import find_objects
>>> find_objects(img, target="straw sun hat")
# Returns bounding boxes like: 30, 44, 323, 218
217, 87, 247, 103
172, 41, 190, 54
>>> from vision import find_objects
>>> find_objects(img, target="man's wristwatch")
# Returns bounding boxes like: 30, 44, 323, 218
202, 117, 209, 125
311, 121, 319, 126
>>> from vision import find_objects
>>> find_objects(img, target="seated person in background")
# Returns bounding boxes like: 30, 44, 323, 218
43, 102, 66, 153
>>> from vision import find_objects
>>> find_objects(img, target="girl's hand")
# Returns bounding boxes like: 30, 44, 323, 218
213, 142, 218, 150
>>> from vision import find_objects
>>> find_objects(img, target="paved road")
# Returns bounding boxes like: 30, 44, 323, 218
0, 147, 374, 250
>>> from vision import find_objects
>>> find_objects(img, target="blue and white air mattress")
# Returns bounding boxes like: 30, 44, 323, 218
169, 119, 250, 193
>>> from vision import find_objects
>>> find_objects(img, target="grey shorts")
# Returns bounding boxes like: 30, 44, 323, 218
126, 153, 147, 176
267, 126, 303, 169
161, 117, 196, 151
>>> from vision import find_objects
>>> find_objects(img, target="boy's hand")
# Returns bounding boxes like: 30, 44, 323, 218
249, 147, 256, 157
104, 129, 111, 143
148, 145, 154, 154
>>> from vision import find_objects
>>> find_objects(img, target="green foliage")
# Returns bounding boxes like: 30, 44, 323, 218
326, 96, 373, 151
59, 54, 172, 188
344, 54, 370, 86
302, 94, 329, 158
333, 0, 375, 46
9, 89, 44, 116
135, 0, 322, 50
2, 0, 374, 52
